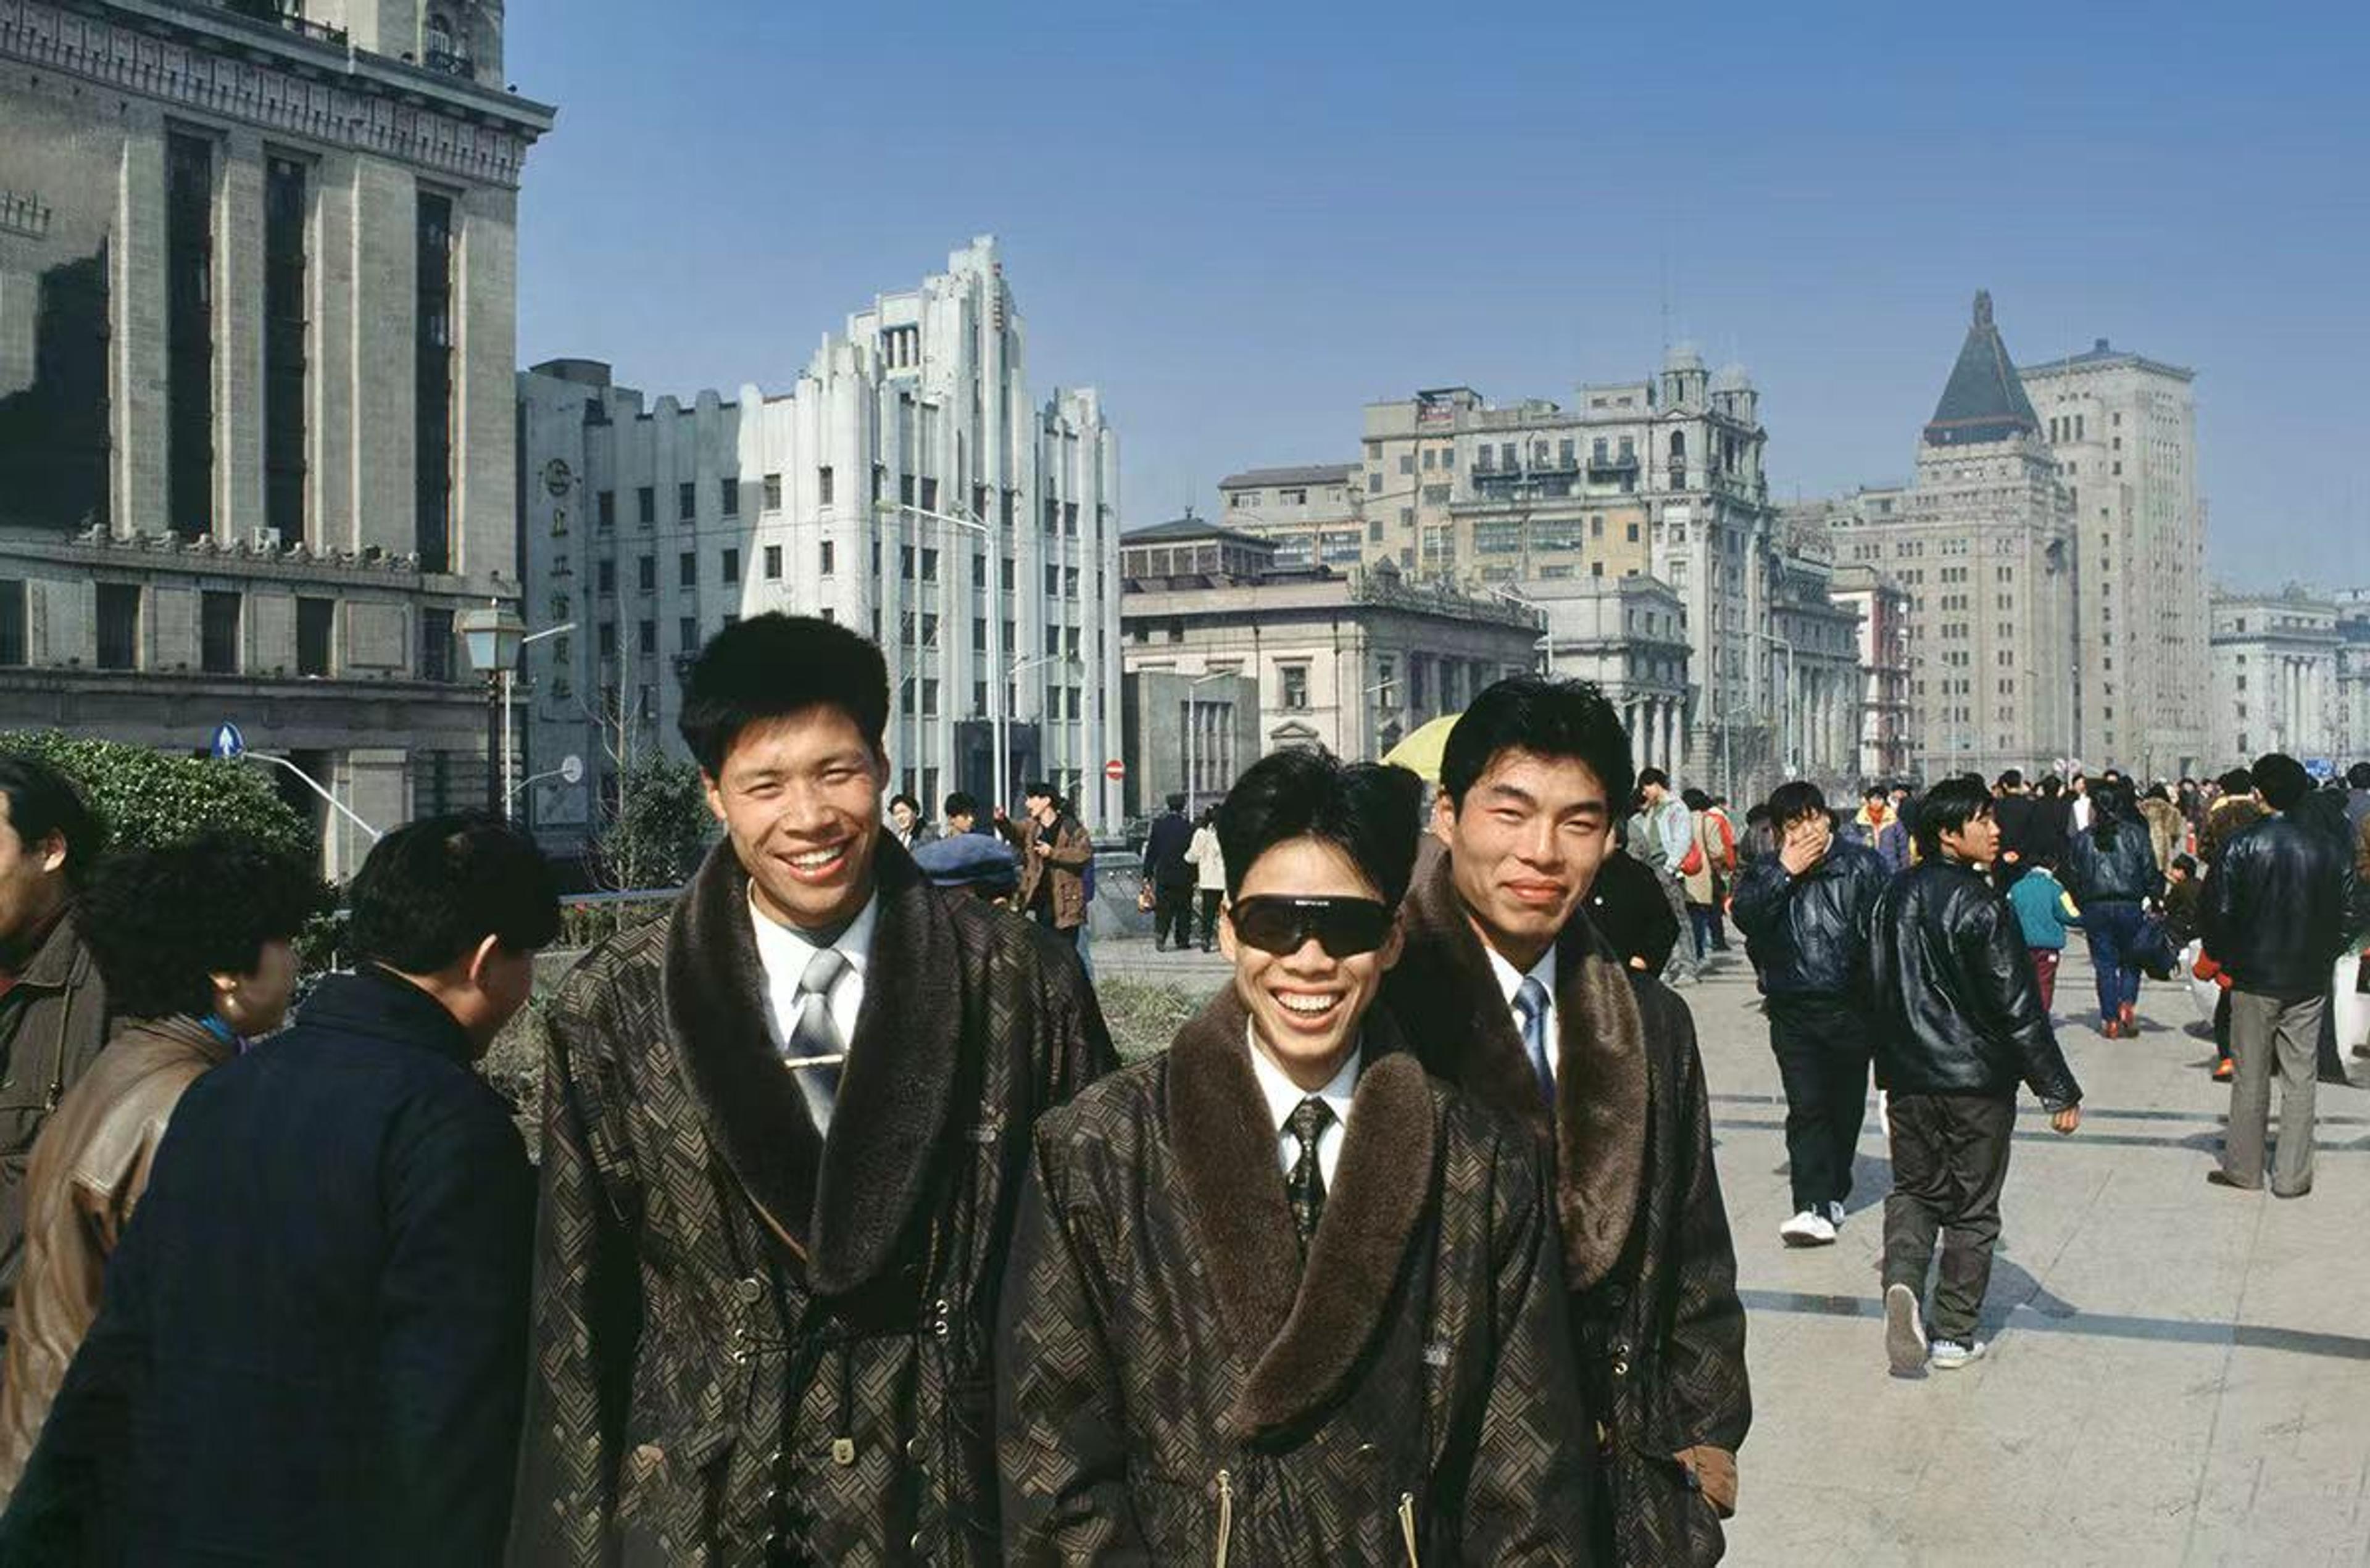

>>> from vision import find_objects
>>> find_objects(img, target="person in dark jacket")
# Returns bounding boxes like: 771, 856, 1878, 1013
1867, 778, 2083, 1377
997, 785, 1095, 945
0, 756, 111, 1356
2026, 775, 2071, 870
512, 616, 1115, 1568
998, 750, 1595, 1564
2202, 753, 2356, 1198
0, 814, 557, 1566
1989, 769, 2037, 892
2062, 774, 2162, 1038
1589, 828, 1684, 977
1380, 677, 1748, 1566
1730, 781, 1892, 1249
1139, 791, 1198, 950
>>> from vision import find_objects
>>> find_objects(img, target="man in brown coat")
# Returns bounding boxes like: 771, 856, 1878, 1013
1378, 675, 1750, 1566
0, 834, 318, 1497
996, 782, 1094, 945
0, 755, 110, 1354
512, 616, 1115, 1567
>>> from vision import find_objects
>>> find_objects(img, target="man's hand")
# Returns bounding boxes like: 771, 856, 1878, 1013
1031, 840, 1051, 858
2050, 1105, 2081, 1135
1675, 1445, 1739, 1518
1778, 818, 1831, 877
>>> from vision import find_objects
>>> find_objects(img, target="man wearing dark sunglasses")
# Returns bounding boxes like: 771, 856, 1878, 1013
1381, 674, 1750, 1567
998, 748, 1595, 1564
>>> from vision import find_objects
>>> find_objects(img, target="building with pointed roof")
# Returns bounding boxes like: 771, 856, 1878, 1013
1924, 291, 2044, 448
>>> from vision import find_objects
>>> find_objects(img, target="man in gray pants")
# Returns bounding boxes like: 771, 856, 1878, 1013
2202, 752, 2358, 1198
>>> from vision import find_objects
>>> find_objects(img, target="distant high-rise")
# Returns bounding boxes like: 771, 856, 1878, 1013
1826, 292, 2078, 780
2019, 339, 2206, 779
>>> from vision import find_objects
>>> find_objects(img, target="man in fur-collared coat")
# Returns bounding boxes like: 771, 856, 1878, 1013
511, 616, 1115, 1568
1378, 676, 1751, 1567
999, 750, 1595, 1564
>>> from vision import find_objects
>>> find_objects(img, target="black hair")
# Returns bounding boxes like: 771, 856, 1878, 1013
1681, 786, 1711, 812
2217, 766, 2253, 795
1215, 751, 1423, 908
1766, 781, 1827, 830
1165, 792, 1187, 811
1440, 676, 1636, 817
2144, 782, 2171, 803
1745, 803, 1771, 826
78, 833, 323, 1020
2349, 763, 2370, 790
942, 791, 978, 819
1023, 779, 1057, 802
2171, 853, 2198, 877
1913, 776, 1995, 860
676, 613, 889, 778
1996, 768, 2024, 790
347, 814, 560, 974
1862, 784, 1886, 801
2252, 753, 2311, 813
1637, 765, 1671, 792
2089, 776, 2136, 849
888, 794, 921, 816
0, 755, 102, 887
2039, 774, 2064, 799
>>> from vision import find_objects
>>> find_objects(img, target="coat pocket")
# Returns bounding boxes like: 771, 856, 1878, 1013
615, 1420, 736, 1559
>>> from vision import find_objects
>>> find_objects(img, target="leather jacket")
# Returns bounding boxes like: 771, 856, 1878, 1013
2063, 817, 2160, 905
2202, 814, 2356, 1000
1730, 839, 1891, 1000
1866, 860, 2082, 1108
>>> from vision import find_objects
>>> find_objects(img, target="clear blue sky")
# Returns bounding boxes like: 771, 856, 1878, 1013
509, 1, 2370, 589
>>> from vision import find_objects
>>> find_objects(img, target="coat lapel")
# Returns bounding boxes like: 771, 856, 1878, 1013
662, 837, 963, 1296
1165, 987, 1437, 1440
1392, 839, 1648, 1290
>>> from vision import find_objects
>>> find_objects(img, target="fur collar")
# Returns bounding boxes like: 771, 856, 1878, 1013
1387, 840, 1648, 1290
662, 836, 965, 1298
1164, 986, 1437, 1440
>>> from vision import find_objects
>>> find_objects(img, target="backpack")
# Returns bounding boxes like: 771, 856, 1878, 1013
1679, 819, 1707, 879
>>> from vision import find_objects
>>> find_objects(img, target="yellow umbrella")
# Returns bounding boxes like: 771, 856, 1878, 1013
1381, 711, 1463, 784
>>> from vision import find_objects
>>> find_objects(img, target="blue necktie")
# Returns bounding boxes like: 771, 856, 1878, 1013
788, 947, 849, 1135
1515, 976, 1554, 1106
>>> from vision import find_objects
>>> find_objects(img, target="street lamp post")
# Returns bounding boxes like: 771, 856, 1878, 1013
876, 500, 996, 808
1181, 670, 1232, 817
460, 600, 573, 821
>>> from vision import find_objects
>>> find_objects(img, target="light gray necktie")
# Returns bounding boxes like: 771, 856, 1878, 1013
1515, 976, 1555, 1106
788, 947, 849, 1135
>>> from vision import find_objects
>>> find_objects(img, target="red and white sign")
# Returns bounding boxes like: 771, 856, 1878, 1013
1104, 759, 1126, 782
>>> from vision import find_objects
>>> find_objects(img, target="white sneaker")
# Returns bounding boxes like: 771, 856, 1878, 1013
1826, 1200, 1848, 1229
1884, 1283, 1926, 1375
1779, 1209, 1837, 1247
1927, 1338, 1987, 1371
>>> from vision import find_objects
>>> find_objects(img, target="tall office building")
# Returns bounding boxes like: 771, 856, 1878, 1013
2020, 338, 2206, 779
0, 0, 552, 874
517, 238, 1123, 857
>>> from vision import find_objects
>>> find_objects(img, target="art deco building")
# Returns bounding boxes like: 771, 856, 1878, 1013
0, 0, 552, 874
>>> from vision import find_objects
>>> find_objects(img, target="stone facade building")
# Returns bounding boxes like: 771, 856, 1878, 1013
516, 238, 1124, 855
2210, 587, 2343, 766
1216, 463, 1358, 570
1829, 563, 1914, 782
2339, 588, 2370, 765
1824, 294, 2079, 782
2021, 339, 2207, 779
0, 0, 552, 875
1528, 576, 1693, 778
1768, 528, 1869, 791
1118, 517, 1542, 793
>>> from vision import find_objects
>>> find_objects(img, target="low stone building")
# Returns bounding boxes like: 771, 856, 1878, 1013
1528, 576, 1692, 778
2210, 586, 2345, 766
1830, 564, 1915, 782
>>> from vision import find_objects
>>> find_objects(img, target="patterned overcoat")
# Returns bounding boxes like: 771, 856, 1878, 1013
509, 839, 1115, 1567
1381, 845, 1752, 1566
996, 988, 1597, 1564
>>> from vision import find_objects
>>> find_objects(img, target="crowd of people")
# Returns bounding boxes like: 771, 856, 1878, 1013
0, 605, 2361, 1562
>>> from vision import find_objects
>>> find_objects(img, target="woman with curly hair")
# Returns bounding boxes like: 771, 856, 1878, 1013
0, 832, 320, 1496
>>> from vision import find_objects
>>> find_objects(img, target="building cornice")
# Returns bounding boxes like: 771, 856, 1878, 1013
2, 0, 554, 189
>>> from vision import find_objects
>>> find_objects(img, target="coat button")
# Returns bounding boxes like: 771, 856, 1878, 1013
906, 1434, 926, 1461
831, 1437, 857, 1466
736, 1275, 765, 1302
1611, 1357, 1631, 1378
909, 1530, 927, 1552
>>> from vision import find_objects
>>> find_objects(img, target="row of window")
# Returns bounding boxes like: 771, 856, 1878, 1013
11, 579, 415, 681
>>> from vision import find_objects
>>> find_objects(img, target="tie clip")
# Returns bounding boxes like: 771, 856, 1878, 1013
781, 1052, 847, 1070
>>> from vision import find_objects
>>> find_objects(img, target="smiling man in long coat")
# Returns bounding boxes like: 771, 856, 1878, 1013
510, 614, 1114, 1567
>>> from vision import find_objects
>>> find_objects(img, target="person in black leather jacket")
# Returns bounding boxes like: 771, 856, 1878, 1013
2062, 776, 2163, 1038
1731, 781, 1893, 1248
1866, 777, 2082, 1376
2202, 753, 2356, 1198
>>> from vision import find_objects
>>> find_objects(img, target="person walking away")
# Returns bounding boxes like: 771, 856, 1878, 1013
1990, 770, 2036, 892
1679, 789, 1723, 960
2063, 776, 2161, 1038
512, 616, 1114, 1566
2005, 857, 2081, 1014
0, 836, 318, 1501
0, 758, 110, 1358
2287, 778, 2364, 1086
999, 783, 1094, 948
998, 751, 1596, 1562
1866, 778, 2082, 1375
1381, 677, 1749, 1563
2201, 753, 2354, 1198
1140, 792, 1198, 952
1731, 782, 1892, 1248
0, 816, 559, 1565
1186, 806, 1226, 952
2026, 776, 2071, 872
2197, 768, 2268, 1080
2139, 785, 2185, 881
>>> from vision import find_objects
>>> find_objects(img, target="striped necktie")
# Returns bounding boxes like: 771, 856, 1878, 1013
1515, 976, 1555, 1106
788, 947, 849, 1135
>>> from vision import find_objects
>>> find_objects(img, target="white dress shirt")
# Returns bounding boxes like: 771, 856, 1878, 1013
1482, 941, 1561, 1084
1245, 1023, 1360, 1188
749, 886, 879, 1055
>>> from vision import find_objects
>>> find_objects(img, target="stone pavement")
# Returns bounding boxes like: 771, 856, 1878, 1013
1090, 934, 2370, 1566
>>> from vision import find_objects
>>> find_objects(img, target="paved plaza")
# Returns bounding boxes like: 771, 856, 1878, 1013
1091, 934, 2370, 1566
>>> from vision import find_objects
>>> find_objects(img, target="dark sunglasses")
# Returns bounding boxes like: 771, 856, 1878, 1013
1229, 896, 1394, 958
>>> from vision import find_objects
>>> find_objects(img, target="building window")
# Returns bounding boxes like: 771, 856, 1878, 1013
597, 490, 615, 529
1367, 473, 1382, 495
263, 156, 308, 545
596, 621, 617, 659
820, 541, 836, 575
0, 581, 28, 667
419, 606, 454, 682
764, 544, 783, 580
921, 548, 939, 582
720, 478, 739, 517
1626, 522, 1640, 542
415, 191, 455, 572
291, 595, 334, 678
200, 591, 241, 674
1281, 664, 1309, 710
679, 615, 699, 652
676, 552, 694, 589
167, 133, 215, 542
638, 619, 657, 656
636, 486, 655, 526
721, 548, 740, 584
678, 481, 697, 521
597, 560, 616, 595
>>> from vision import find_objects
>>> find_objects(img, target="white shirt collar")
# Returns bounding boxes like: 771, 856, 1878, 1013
747, 882, 881, 979
1480, 939, 1557, 1016
1245, 1019, 1360, 1132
